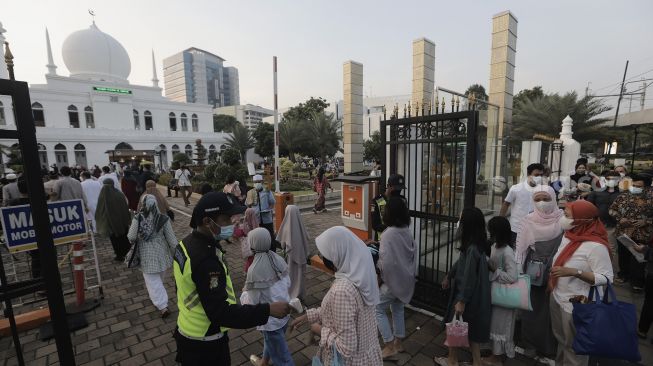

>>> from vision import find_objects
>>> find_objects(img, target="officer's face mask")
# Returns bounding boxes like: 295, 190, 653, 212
208, 218, 235, 241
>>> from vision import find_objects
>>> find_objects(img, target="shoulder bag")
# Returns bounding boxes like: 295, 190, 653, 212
491, 250, 533, 311
124, 215, 142, 268
572, 276, 641, 362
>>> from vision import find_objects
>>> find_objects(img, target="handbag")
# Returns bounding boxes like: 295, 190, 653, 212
124, 216, 142, 268
525, 260, 547, 287
444, 314, 469, 347
490, 253, 533, 310
572, 277, 641, 362
311, 343, 344, 366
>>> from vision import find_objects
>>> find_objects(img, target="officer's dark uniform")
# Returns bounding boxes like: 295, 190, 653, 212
174, 193, 271, 365
371, 174, 407, 237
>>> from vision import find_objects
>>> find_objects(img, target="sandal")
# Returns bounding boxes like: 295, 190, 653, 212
434, 357, 456, 366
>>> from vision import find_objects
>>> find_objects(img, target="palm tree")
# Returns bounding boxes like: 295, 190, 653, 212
225, 124, 254, 162
279, 118, 304, 162
309, 112, 341, 162
512, 91, 612, 150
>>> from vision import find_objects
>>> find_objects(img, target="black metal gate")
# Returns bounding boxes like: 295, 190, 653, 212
0, 78, 75, 364
380, 104, 478, 314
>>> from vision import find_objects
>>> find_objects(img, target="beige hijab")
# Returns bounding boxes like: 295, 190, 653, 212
276, 205, 311, 264
138, 180, 170, 214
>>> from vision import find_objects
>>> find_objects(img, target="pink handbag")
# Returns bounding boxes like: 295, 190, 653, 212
444, 315, 469, 347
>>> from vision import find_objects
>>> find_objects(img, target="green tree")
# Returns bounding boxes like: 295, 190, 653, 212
279, 118, 304, 162
512, 91, 612, 149
225, 124, 254, 162
304, 112, 340, 161
213, 114, 240, 133
464, 84, 489, 109
363, 131, 382, 162
282, 97, 330, 122
171, 152, 192, 170
252, 122, 275, 159
514, 86, 544, 108
221, 148, 241, 166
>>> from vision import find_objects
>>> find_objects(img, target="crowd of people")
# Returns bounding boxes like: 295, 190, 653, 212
2, 157, 651, 366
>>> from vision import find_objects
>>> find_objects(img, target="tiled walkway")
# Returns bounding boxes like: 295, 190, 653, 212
0, 189, 650, 365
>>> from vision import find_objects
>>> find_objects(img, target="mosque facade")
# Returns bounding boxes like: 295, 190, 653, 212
0, 21, 228, 172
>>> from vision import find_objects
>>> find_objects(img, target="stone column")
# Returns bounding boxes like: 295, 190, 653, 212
412, 38, 436, 109
487, 11, 518, 179
343, 61, 363, 173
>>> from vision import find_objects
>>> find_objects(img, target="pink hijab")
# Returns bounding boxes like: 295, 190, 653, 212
243, 207, 259, 235
515, 189, 563, 264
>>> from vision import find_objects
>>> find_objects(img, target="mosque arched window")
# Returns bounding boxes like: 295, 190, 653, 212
67, 105, 79, 128
185, 144, 193, 157
169, 112, 177, 131
0, 101, 5, 126
133, 110, 140, 130
191, 114, 199, 132
84, 106, 95, 128
32, 102, 45, 127
144, 110, 153, 130
180, 113, 188, 131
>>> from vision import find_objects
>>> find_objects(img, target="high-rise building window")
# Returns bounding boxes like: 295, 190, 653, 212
180, 113, 188, 131
68, 105, 79, 128
0, 101, 5, 125
191, 114, 199, 132
133, 110, 140, 130
32, 102, 45, 127
84, 106, 95, 128
144, 111, 153, 130
169, 112, 177, 131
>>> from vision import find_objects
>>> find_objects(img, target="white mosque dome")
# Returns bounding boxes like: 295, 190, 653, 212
62, 22, 131, 83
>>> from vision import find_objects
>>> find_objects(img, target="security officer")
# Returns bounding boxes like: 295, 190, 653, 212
173, 192, 290, 365
371, 174, 407, 237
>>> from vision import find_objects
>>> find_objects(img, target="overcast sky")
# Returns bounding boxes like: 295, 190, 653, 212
3, 0, 653, 111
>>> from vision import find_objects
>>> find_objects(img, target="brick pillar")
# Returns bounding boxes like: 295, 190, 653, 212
412, 38, 436, 109
343, 61, 363, 173
487, 11, 518, 179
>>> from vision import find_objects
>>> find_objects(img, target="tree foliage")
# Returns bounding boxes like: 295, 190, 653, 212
282, 97, 329, 122
464, 84, 489, 109
305, 112, 340, 161
512, 90, 612, 151
225, 124, 255, 162
514, 86, 544, 108
213, 114, 240, 133
252, 122, 275, 159
363, 131, 382, 162
171, 152, 192, 169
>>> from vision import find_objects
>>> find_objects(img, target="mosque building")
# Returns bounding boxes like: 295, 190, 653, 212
0, 21, 228, 172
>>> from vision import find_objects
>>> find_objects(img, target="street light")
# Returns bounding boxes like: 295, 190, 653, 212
154, 145, 162, 173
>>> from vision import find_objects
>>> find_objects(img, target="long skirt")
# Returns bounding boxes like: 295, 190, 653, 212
520, 285, 557, 357
288, 260, 306, 299
314, 191, 326, 211
489, 305, 517, 358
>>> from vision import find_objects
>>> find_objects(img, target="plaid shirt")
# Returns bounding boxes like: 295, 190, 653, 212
127, 218, 178, 274
306, 278, 382, 365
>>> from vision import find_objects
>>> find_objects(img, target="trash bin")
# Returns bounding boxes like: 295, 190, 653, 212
274, 192, 294, 232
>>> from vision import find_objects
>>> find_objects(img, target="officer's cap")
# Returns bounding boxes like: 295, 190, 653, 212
191, 192, 246, 228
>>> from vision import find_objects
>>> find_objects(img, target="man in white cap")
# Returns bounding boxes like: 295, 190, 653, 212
2, 173, 20, 207
246, 174, 276, 247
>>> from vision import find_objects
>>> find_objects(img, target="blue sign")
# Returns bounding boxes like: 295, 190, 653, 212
1, 199, 88, 253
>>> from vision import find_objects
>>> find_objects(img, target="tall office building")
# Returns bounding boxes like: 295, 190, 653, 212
163, 47, 240, 108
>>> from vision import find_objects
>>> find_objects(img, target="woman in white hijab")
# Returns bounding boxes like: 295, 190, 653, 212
291, 226, 382, 365
240, 228, 293, 366
276, 205, 311, 299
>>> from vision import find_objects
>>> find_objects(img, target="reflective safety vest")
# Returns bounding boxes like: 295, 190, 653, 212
173, 240, 237, 338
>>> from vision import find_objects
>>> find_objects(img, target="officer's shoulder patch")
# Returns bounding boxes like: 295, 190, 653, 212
208, 271, 220, 290
174, 245, 187, 273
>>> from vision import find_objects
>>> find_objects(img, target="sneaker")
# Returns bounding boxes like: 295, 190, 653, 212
633, 285, 644, 293
381, 344, 398, 359
249, 355, 263, 366
393, 338, 405, 353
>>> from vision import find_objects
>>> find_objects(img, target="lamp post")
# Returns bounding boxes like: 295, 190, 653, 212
154, 145, 163, 173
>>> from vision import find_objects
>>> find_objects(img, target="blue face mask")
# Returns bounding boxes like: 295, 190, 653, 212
209, 219, 235, 241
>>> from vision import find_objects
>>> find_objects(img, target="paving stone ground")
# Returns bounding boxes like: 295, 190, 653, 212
1, 188, 651, 365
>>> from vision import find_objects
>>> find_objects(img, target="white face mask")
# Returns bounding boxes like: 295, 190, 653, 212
531, 176, 543, 185
535, 200, 555, 214
606, 179, 619, 188
559, 216, 576, 231
629, 186, 643, 195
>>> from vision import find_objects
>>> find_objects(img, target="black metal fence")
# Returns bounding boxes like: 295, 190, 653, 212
0, 78, 75, 365
380, 102, 478, 313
